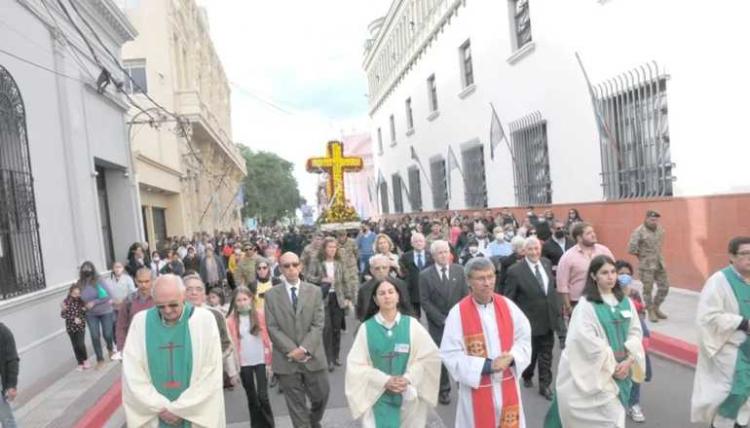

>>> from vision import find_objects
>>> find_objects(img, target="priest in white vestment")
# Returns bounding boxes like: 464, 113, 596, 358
346, 278, 441, 427
692, 237, 750, 428
440, 257, 532, 428
122, 275, 225, 428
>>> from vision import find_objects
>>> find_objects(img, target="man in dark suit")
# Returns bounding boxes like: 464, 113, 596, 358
419, 240, 468, 405
542, 220, 575, 272
356, 254, 412, 322
399, 232, 433, 318
504, 237, 562, 401
496, 236, 527, 295
264, 252, 329, 428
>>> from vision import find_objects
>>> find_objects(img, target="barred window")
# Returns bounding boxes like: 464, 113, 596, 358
509, 112, 552, 205
379, 180, 390, 214
0, 65, 45, 299
405, 98, 414, 131
511, 0, 532, 50
459, 40, 474, 88
461, 144, 488, 208
594, 63, 673, 199
391, 174, 404, 213
429, 157, 448, 210
427, 74, 438, 112
408, 166, 422, 211
389, 115, 396, 145
377, 128, 384, 155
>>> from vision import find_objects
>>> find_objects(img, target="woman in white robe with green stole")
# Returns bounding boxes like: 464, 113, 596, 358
692, 237, 750, 428
345, 279, 441, 427
545, 255, 644, 428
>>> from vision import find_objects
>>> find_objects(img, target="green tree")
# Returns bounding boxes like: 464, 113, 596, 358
238, 145, 303, 222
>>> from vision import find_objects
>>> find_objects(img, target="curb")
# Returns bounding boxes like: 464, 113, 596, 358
649, 331, 698, 368
73, 379, 121, 428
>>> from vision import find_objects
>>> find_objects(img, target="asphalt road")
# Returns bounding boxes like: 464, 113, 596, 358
224, 313, 704, 428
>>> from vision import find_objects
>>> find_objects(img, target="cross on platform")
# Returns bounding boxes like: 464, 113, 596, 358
159, 341, 183, 389
306, 141, 363, 208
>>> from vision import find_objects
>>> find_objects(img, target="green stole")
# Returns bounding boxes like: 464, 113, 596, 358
146, 303, 194, 428
365, 314, 411, 428
717, 266, 750, 420
593, 296, 633, 408
543, 297, 632, 428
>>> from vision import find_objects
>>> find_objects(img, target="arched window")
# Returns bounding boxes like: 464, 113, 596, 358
0, 65, 45, 299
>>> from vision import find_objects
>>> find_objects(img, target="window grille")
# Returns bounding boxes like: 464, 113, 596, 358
379, 181, 390, 214
429, 158, 448, 210
0, 65, 46, 300
408, 166, 422, 211
461, 145, 488, 208
391, 174, 404, 213
509, 111, 552, 205
512, 0, 532, 50
427, 74, 438, 112
405, 98, 414, 131
460, 40, 474, 87
594, 62, 673, 199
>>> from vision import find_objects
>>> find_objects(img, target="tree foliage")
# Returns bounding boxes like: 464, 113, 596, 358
238, 145, 302, 222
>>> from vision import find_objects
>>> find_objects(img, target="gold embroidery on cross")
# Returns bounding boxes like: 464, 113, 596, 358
306, 141, 363, 207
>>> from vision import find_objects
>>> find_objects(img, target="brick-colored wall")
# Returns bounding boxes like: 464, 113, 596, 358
383, 193, 750, 291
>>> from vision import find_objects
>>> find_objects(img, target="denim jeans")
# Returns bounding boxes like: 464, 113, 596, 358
0, 396, 17, 428
87, 312, 114, 361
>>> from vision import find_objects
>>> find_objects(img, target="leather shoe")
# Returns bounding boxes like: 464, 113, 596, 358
328, 362, 335, 372
523, 378, 534, 388
438, 391, 451, 405
539, 386, 553, 401
333, 358, 342, 366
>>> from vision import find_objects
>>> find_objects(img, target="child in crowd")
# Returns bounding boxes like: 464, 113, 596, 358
616, 260, 653, 424
60, 284, 89, 371
207, 287, 228, 316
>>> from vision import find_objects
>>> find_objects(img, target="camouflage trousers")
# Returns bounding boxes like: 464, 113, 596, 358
640, 267, 670, 307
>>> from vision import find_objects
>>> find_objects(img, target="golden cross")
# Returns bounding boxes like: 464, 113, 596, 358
306, 141, 363, 207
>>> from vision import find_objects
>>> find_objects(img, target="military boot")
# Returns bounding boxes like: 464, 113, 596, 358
654, 304, 668, 320
647, 306, 659, 323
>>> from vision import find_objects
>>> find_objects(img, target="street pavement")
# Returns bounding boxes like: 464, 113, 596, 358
224, 312, 705, 428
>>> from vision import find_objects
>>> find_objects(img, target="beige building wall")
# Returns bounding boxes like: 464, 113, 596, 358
120, 0, 246, 248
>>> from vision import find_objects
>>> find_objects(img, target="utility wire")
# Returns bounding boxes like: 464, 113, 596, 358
0, 47, 87, 84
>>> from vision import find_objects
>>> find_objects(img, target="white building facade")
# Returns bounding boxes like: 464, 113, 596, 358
0, 0, 141, 398
365, 0, 750, 213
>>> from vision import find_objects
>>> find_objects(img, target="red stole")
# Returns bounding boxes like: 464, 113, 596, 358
458, 294, 520, 428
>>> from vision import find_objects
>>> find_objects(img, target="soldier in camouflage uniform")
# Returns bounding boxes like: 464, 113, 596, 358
336, 230, 359, 284
300, 232, 324, 280
628, 210, 669, 322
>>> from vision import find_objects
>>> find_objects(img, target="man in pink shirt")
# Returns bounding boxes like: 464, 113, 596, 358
556, 222, 614, 316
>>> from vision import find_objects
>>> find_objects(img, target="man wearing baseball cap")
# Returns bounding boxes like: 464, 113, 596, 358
628, 209, 670, 322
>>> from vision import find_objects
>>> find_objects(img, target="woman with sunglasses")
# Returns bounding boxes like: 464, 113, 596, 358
226, 287, 274, 428
251, 258, 282, 313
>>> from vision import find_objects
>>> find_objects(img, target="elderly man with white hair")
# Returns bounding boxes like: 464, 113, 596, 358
503, 236, 562, 401
497, 236, 529, 294
420, 240, 468, 405
399, 232, 434, 318
122, 274, 225, 427
357, 254, 412, 322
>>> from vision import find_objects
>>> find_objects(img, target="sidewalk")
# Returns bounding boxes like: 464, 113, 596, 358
647, 287, 699, 367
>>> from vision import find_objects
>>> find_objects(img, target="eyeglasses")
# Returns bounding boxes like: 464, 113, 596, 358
736, 251, 750, 257
156, 303, 181, 310
257, 266, 269, 270
185, 286, 204, 293
281, 262, 300, 269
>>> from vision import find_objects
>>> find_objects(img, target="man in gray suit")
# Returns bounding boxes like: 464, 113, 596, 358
419, 239, 468, 405
265, 252, 330, 428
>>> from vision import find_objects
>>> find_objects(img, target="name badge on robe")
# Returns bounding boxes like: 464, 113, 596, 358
621, 310, 632, 318
395, 343, 410, 353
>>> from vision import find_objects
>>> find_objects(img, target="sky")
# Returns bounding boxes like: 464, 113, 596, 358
196, 0, 391, 205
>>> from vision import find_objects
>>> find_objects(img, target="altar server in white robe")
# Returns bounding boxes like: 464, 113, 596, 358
122, 274, 225, 428
441, 257, 532, 428
548, 255, 644, 428
692, 237, 750, 428
346, 278, 441, 427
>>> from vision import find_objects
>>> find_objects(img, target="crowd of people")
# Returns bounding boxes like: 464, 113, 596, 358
2, 205, 748, 428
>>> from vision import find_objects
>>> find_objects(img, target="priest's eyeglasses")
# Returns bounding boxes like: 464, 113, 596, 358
281, 262, 301, 269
